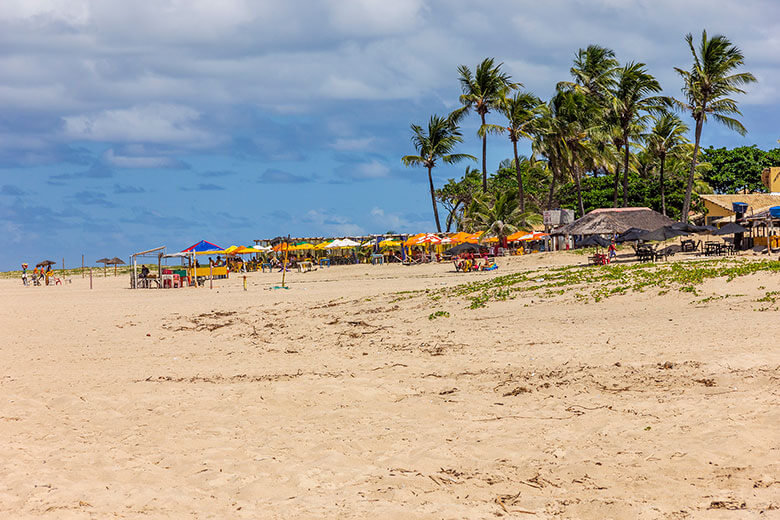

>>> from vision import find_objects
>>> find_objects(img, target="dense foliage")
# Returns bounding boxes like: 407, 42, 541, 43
700, 145, 780, 193
405, 30, 756, 232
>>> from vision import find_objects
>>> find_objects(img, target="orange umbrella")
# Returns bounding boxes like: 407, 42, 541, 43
465, 231, 483, 244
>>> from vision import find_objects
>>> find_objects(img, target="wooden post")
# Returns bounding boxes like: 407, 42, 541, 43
89, 268, 92, 289
209, 263, 213, 290
62, 258, 65, 274
82, 254, 84, 278
243, 275, 247, 291
281, 244, 288, 288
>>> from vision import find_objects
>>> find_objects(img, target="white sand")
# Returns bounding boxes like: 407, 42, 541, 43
1, 253, 778, 518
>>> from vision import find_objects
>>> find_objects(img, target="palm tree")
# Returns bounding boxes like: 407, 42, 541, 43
455, 58, 518, 192
558, 44, 618, 102
402, 115, 476, 232
675, 30, 757, 223
645, 112, 689, 215
609, 62, 668, 207
494, 91, 543, 213
461, 190, 541, 245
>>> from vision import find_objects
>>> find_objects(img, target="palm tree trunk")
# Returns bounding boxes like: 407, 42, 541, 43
622, 138, 630, 207
547, 164, 558, 210
612, 145, 622, 207
681, 116, 704, 224
574, 166, 585, 217
512, 140, 525, 213
428, 166, 442, 232
480, 113, 488, 192
659, 153, 666, 216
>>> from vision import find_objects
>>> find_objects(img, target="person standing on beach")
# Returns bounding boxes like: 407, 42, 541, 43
21, 263, 28, 286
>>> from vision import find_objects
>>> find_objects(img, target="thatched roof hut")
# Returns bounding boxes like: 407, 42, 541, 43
553, 207, 674, 236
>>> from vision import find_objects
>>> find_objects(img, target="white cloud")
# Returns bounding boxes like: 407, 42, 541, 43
63, 104, 215, 146
303, 209, 364, 236
102, 148, 186, 169
329, 137, 376, 151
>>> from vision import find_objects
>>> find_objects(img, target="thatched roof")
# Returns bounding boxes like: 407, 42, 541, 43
698, 193, 780, 213
553, 207, 674, 236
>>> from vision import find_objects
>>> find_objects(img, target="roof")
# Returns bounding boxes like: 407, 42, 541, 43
698, 193, 780, 213
553, 207, 674, 235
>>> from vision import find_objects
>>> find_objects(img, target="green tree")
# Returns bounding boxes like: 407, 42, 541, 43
700, 145, 780, 193
461, 190, 541, 244
645, 112, 690, 215
608, 62, 668, 207
436, 166, 482, 231
494, 91, 543, 212
675, 30, 757, 222
455, 58, 518, 192
558, 44, 618, 102
402, 115, 476, 232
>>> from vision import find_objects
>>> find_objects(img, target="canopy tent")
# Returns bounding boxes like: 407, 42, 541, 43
379, 239, 402, 247
181, 240, 223, 253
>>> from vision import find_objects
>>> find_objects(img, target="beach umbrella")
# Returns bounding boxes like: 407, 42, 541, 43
416, 233, 442, 245
714, 222, 748, 235
95, 258, 111, 277
671, 222, 717, 234
639, 226, 690, 242
37, 260, 56, 267
615, 227, 647, 242
444, 242, 480, 255
578, 235, 610, 248
108, 257, 125, 276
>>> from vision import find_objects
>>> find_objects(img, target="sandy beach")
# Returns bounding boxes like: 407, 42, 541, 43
1, 253, 778, 518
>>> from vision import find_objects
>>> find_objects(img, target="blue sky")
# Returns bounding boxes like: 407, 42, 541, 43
1, 0, 778, 269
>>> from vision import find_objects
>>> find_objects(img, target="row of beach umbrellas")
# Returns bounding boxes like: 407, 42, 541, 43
96, 257, 126, 276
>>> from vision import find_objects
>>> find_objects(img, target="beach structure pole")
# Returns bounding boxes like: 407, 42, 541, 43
82, 254, 84, 278
209, 264, 213, 290
89, 267, 92, 289
62, 258, 64, 274
281, 244, 288, 288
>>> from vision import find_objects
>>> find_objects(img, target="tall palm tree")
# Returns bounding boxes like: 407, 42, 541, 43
558, 45, 620, 208
402, 115, 476, 232
455, 58, 518, 192
609, 62, 668, 207
493, 91, 543, 213
461, 190, 541, 245
558, 44, 618, 102
644, 112, 689, 215
675, 30, 757, 223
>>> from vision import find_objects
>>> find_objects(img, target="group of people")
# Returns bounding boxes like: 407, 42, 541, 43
21, 263, 57, 286
453, 252, 497, 272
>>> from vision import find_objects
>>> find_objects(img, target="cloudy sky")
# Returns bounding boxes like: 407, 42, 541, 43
1, 0, 778, 269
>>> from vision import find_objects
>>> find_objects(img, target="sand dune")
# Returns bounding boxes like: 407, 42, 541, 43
1, 253, 778, 518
